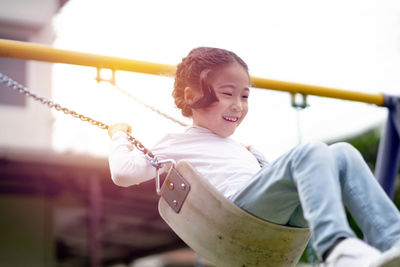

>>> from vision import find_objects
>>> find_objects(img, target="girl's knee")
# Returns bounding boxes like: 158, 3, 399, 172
329, 142, 365, 171
293, 141, 330, 163
299, 140, 329, 155
329, 142, 360, 157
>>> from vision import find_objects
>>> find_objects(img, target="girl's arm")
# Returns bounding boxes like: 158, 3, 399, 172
108, 125, 156, 187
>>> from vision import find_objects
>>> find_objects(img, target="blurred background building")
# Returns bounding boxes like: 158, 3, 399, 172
0, 1, 398, 266
0, 0, 60, 149
0, 1, 63, 266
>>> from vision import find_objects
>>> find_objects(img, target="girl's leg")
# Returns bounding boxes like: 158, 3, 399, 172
329, 142, 400, 251
229, 141, 355, 260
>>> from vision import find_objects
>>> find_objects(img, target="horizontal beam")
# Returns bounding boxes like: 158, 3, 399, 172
0, 39, 176, 76
252, 77, 385, 106
0, 38, 385, 106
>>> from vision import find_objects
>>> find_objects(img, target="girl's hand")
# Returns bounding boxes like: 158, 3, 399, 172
241, 143, 252, 151
108, 123, 132, 138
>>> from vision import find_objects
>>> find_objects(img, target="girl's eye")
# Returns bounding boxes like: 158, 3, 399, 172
242, 95, 249, 99
222, 92, 232, 96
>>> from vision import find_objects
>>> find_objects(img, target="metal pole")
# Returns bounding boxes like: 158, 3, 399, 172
252, 77, 385, 106
0, 38, 385, 107
0, 39, 176, 77
375, 95, 400, 199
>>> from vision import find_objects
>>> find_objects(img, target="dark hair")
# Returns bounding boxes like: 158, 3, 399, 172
172, 47, 249, 117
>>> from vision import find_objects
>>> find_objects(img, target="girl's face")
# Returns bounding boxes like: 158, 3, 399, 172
191, 62, 250, 137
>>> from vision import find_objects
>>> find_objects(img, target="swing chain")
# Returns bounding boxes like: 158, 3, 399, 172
0, 72, 108, 129
114, 84, 189, 127
125, 133, 162, 168
0, 72, 163, 169
96, 69, 188, 127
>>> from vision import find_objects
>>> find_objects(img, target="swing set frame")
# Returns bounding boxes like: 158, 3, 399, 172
0, 38, 399, 199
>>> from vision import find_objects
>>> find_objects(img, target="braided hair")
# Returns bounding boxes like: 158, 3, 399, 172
173, 47, 249, 117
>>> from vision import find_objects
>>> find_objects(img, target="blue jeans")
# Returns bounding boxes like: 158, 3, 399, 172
228, 141, 400, 260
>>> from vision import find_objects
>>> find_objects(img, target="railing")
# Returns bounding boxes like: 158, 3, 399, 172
0, 38, 398, 198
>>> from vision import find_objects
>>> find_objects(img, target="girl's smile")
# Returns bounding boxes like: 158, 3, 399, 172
190, 62, 250, 137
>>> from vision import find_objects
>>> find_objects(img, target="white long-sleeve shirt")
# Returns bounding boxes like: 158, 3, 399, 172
109, 126, 266, 198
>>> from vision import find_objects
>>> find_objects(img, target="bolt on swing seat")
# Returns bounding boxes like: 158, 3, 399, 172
158, 160, 311, 267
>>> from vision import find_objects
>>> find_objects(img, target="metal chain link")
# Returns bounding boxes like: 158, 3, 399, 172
0, 71, 163, 168
112, 82, 188, 127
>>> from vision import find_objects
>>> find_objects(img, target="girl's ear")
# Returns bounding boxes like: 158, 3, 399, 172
184, 87, 196, 104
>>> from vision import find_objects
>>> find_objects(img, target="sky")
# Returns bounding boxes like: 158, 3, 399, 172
51, 0, 400, 160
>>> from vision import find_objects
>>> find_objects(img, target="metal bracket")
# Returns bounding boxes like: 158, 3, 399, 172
291, 93, 309, 109
96, 68, 116, 85
160, 167, 190, 213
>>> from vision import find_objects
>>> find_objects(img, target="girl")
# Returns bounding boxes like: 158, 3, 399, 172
108, 47, 400, 267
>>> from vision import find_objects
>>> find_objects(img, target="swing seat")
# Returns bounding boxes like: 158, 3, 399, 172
158, 160, 311, 267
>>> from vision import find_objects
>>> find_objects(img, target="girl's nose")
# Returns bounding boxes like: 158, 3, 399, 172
231, 98, 242, 111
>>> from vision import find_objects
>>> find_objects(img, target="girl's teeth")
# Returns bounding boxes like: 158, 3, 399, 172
223, 116, 238, 122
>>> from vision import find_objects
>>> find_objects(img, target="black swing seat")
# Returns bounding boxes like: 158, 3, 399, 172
158, 160, 311, 267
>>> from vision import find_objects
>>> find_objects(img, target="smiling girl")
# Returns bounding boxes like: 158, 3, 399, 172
108, 47, 400, 267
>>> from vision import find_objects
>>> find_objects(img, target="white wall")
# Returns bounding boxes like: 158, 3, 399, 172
0, 0, 61, 150
0, 0, 58, 27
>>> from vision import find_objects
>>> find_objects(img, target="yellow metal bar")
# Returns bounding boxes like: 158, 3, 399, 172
0, 38, 385, 106
0, 39, 176, 76
252, 77, 385, 106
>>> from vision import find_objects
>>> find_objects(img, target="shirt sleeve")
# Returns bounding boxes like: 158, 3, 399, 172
108, 131, 156, 187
